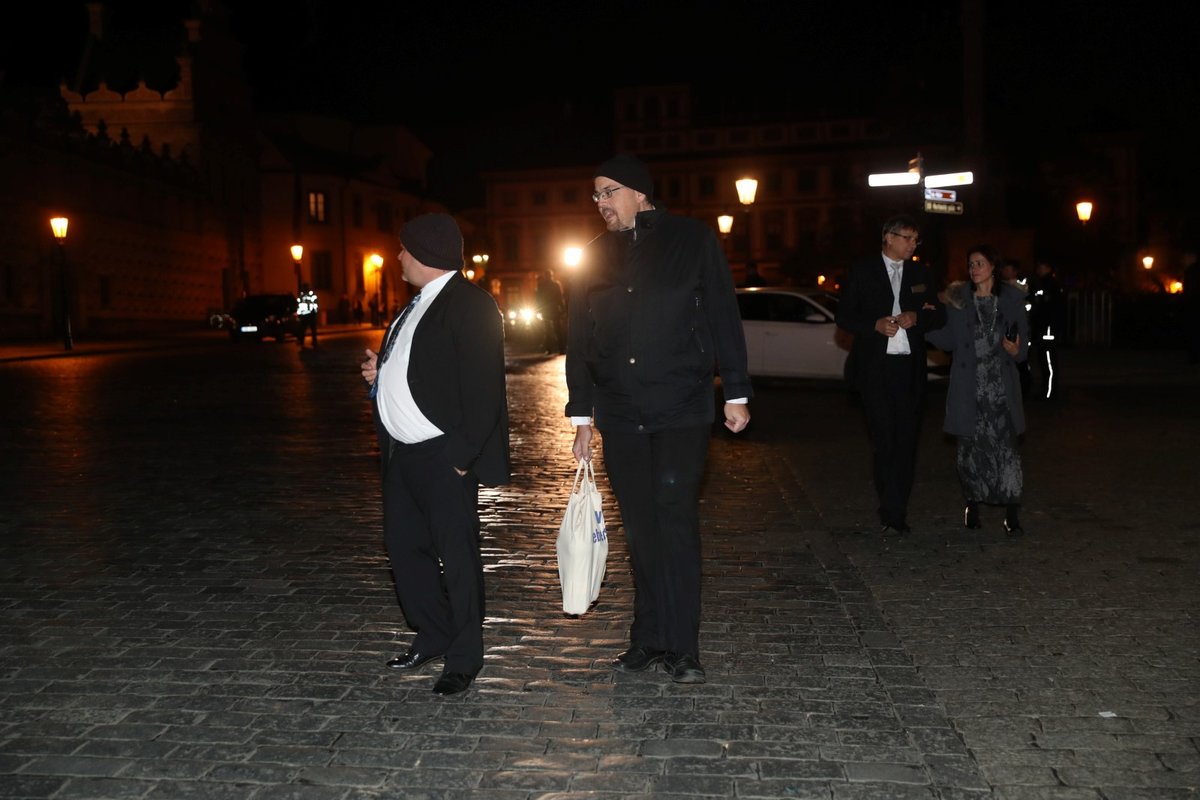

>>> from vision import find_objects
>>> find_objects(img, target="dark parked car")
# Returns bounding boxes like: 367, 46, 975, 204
226, 294, 297, 342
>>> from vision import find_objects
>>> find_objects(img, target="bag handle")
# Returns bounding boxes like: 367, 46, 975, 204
570, 459, 597, 493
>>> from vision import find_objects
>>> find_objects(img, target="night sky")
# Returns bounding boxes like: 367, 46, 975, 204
3, 1, 1196, 209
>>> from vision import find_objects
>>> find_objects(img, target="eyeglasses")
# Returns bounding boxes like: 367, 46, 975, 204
591, 186, 625, 203
888, 231, 922, 245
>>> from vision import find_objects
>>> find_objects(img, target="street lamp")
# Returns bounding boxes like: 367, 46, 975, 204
49, 216, 73, 351
471, 253, 489, 283
1075, 201, 1094, 225
368, 253, 384, 326
290, 244, 304, 293
717, 214, 733, 260
1142, 255, 1154, 270
562, 246, 582, 269
735, 178, 757, 263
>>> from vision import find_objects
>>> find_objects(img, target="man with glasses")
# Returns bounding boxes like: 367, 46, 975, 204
565, 154, 752, 684
835, 214, 945, 534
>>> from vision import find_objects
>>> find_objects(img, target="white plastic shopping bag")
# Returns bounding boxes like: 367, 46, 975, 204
556, 459, 608, 615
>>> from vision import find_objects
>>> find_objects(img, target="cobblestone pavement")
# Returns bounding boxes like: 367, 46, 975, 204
1, 331, 1197, 799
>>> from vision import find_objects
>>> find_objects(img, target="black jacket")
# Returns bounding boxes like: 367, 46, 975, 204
372, 273, 511, 487
565, 207, 753, 433
835, 253, 945, 392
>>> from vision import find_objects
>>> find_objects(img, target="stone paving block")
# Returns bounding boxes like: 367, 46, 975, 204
0, 775, 67, 799
51, 778, 155, 799
923, 754, 989, 790
992, 787, 1101, 799
1056, 765, 1199, 788
844, 761, 928, 784
16, 755, 130, 778
733, 778, 836, 798
832, 782, 937, 799
566, 769, 652, 792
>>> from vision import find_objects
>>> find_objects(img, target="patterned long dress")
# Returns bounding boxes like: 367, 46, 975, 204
957, 295, 1023, 504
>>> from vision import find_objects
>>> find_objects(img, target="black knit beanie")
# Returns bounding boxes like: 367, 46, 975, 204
399, 213, 464, 270
594, 155, 654, 200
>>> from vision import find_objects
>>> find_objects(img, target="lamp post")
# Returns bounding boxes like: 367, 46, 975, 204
367, 253, 384, 326
735, 178, 757, 265
1141, 255, 1154, 270
290, 244, 304, 293
717, 214, 733, 260
49, 216, 73, 351
1075, 201, 1094, 225
471, 253, 489, 283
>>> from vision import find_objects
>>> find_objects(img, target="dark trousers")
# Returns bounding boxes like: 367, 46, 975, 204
297, 315, 318, 347
601, 425, 711, 658
1031, 339, 1059, 399
858, 355, 922, 525
382, 435, 484, 674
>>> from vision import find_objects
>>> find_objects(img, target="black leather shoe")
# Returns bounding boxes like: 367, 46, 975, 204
964, 503, 981, 529
880, 523, 910, 535
612, 646, 665, 672
386, 649, 441, 671
663, 653, 706, 684
432, 671, 474, 696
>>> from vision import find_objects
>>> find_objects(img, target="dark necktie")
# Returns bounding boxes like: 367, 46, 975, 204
368, 293, 420, 399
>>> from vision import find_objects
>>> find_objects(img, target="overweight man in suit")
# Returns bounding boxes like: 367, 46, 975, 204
361, 213, 510, 696
835, 214, 945, 534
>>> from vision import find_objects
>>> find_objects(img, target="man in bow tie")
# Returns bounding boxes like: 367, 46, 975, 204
835, 214, 945, 534
361, 213, 510, 696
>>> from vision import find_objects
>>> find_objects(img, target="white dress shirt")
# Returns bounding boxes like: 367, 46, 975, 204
884, 256, 911, 355
376, 270, 456, 443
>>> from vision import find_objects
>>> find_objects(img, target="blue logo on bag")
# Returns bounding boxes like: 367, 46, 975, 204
592, 509, 607, 543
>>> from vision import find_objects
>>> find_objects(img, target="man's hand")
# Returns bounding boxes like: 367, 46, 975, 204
724, 403, 750, 433
895, 310, 918, 329
572, 424, 593, 462
875, 316, 900, 337
361, 348, 378, 386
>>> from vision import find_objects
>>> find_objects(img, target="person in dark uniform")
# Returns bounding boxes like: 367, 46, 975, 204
1029, 261, 1067, 399
360, 213, 510, 697
296, 283, 319, 348
536, 269, 566, 354
835, 214, 945, 534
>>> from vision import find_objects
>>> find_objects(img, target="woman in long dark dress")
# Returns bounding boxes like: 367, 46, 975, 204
927, 245, 1030, 534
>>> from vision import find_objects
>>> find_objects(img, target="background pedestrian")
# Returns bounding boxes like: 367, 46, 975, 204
835, 214, 945, 534
927, 245, 1030, 535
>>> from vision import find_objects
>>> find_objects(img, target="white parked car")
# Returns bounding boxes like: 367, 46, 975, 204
735, 287, 848, 379
735, 286, 950, 381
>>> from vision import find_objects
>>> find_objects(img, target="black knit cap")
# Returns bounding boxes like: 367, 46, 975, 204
399, 213, 464, 270
594, 154, 654, 200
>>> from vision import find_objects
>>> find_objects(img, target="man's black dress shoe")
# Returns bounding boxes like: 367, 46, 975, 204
964, 503, 981, 529
880, 523, 910, 535
386, 649, 441, 670
663, 652, 706, 684
432, 671, 474, 696
611, 646, 665, 672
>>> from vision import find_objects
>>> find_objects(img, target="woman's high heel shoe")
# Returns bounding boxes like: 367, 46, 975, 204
1003, 504, 1024, 536
964, 503, 981, 529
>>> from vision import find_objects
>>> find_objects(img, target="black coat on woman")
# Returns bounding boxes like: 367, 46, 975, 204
926, 280, 1030, 437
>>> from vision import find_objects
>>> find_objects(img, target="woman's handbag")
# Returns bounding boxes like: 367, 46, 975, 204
556, 459, 609, 615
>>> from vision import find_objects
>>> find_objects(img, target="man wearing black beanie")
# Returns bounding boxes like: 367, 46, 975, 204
362, 213, 511, 697
565, 155, 753, 684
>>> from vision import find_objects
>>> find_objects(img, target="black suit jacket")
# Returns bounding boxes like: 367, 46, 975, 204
373, 273, 511, 487
835, 253, 945, 392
